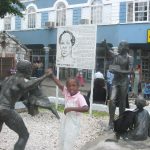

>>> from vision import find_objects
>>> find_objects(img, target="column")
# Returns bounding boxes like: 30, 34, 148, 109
44, 46, 49, 70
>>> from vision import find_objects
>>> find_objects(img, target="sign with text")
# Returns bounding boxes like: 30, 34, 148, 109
147, 29, 150, 43
56, 25, 97, 69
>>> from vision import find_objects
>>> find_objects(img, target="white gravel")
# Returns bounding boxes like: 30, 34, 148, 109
0, 110, 108, 150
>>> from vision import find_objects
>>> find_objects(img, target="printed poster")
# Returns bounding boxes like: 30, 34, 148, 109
56, 25, 97, 69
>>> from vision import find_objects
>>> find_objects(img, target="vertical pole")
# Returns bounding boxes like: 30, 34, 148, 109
89, 69, 95, 115
44, 46, 49, 70
56, 66, 59, 109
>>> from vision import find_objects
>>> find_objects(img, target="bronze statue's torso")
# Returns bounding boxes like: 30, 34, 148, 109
0, 75, 25, 109
113, 54, 129, 85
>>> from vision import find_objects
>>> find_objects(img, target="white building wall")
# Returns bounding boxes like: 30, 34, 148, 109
66, 9, 73, 26
36, 12, 41, 29
0, 0, 122, 31
81, 7, 90, 20
103, 4, 112, 24
21, 15, 26, 30
49, 11, 56, 23
11, 16, 15, 30
111, 0, 120, 24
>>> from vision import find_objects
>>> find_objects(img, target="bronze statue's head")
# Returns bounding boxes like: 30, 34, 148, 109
16, 60, 32, 78
118, 41, 129, 54
135, 95, 147, 110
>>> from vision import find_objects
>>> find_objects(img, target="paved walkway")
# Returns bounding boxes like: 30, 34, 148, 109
81, 130, 150, 150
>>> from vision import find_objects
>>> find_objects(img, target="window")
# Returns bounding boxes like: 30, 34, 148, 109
127, 2, 133, 22
27, 6, 36, 28
91, 0, 103, 24
56, 2, 66, 26
4, 16, 11, 30
127, 1, 150, 22
135, 2, 147, 21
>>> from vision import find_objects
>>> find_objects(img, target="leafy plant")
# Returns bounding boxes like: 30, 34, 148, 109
0, 0, 25, 18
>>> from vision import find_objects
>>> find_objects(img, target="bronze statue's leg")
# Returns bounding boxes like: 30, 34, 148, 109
36, 98, 60, 119
119, 85, 128, 116
4, 110, 29, 150
48, 106, 60, 119
0, 120, 3, 132
40, 105, 60, 119
108, 85, 117, 129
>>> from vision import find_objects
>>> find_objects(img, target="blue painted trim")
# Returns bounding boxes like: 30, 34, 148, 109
67, 0, 87, 5
41, 12, 49, 28
10, 23, 150, 47
23, 0, 87, 8
73, 8, 81, 25
23, 0, 55, 8
119, 2, 126, 23
9, 29, 57, 46
15, 16, 21, 30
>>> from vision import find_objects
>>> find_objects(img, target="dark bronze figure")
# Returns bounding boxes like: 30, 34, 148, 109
127, 96, 150, 140
0, 60, 52, 150
107, 41, 133, 129
22, 82, 60, 119
113, 96, 150, 141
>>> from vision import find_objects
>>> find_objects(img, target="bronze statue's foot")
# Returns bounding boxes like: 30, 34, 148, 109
56, 114, 60, 120
104, 125, 114, 131
107, 121, 114, 130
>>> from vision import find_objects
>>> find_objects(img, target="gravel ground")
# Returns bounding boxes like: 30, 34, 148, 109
0, 110, 108, 150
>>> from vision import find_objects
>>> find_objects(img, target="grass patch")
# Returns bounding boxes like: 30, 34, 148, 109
57, 104, 65, 112
57, 104, 108, 118
92, 110, 108, 118
39, 104, 108, 118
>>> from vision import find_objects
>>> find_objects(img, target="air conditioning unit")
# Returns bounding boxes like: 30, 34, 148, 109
45, 21, 55, 28
80, 19, 89, 24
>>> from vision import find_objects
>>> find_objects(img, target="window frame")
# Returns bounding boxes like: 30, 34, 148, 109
27, 6, 36, 29
4, 16, 11, 30
56, 2, 66, 27
126, 1, 150, 23
90, 0, 103, 25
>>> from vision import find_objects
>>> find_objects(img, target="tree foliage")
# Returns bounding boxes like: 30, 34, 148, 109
0, 0, 25, 18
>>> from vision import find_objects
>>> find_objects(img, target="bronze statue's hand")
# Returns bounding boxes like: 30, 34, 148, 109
45, 68, 53, 77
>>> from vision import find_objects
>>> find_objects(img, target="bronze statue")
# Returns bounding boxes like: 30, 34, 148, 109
127, 96, 150, 140
0, 60, 52, 150
113, 96, 150, 141
22, 81, 60, 119
107, 41, 133, 129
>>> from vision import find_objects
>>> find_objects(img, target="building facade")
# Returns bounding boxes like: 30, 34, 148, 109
0, 31, 29, 79
0, 0, 150, 80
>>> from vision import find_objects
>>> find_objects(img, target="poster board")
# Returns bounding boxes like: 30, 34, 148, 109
56, 25, 97, 69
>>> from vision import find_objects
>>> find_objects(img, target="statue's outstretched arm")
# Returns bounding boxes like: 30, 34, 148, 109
19, 70, 52, 91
